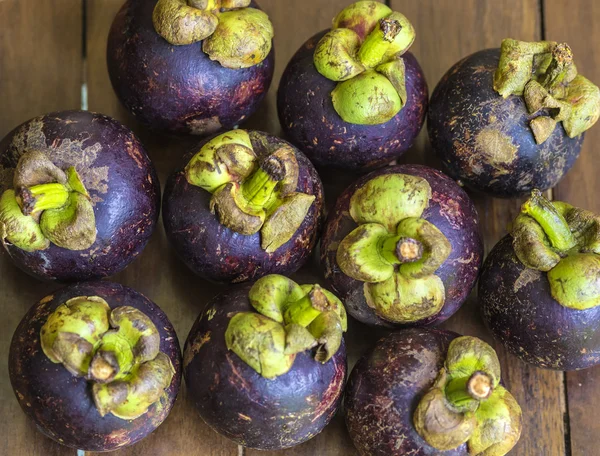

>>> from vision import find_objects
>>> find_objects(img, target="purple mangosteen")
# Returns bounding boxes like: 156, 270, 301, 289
320, 164, 483, 328
0, 110, 160, 282
277, 1, 428, 171
163, 129, 324, 283
107, 0, 275, 135
9, 281, 181, 452
345, 328, 522, 456
428, 39, 600, 198
480, 190, 600, 370
183, 274, 347, 450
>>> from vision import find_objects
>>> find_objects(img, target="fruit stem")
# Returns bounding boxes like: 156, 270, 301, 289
540, 43, 575, 93
521, 189, 576, 252
379, 235, 423, 265
283, 287, 325, 328
446, 371, 494, 407
358, 17, 403, 68
241, 156, 285, 207
17, 183, 69, 215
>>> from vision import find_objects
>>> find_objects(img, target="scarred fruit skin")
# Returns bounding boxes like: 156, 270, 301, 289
184, 284, 347, 450
9, 281, 181, 452
428, 48, 583, 198
480, 235, 600, 370
0, 110, 160, 282
321, 164, 483, 327
163, 131, 324, 284
345, 328, 467, 456
277, 31, 428, 171
107, 0, 274, 136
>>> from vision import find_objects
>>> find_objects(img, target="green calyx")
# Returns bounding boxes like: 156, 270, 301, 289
185, 130, 315, 253
0, 151, 96, 252
414, 336, 522, 455
493, 39, 600, 143
153, 0, 273, 69
225, 275, 347, 379
512, 190, 600, 309
40, 296, 174, 420
313, 1, 415, 125
336, 174, 452, 324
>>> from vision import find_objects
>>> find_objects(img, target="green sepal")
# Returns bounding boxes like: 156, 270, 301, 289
93, 352, 175, 420
40, 296, 111, 376
185, 130, 256, 193
413, 369, 477, 451
336, 223, 394, 283
284, 323, 318, 355
260, 192, 315, 253
307, 311, 344, 363
364, 271, 445, 323
332, 70, 402, 125
548, 253, 600, 309
153, 0, 219, 45
248, 274, 305, 323
562, 74, 600, 138
203, 8, 274, 69
210, 182, 266, 235
331, 1, 392, 40
0, 189, 50, 252
66, 167, 90, 197
225, 312, 295, 379
376, 59, 407, 107
469, 386, 522, 456
39, 192, 97, 251
349, 173, 432, 231
511, 213, 561, 271
314, 28, 365, 82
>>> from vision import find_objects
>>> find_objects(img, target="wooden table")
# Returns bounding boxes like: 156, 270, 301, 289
1, 1, 598, 455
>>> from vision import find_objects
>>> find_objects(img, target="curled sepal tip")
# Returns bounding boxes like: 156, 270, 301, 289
93, 352, 175, 420
40, 296, 111, 376
203, 9, 274, 69
314, 28, 365, 82
0, 190, 50, 252
227, 275, 347, 378
185, 130, 256, 193
413, 370, 477, 451
332, 2, 392, 40
153, 0, 219, 45
261, 192, 315, 253
349, 174, 432, 232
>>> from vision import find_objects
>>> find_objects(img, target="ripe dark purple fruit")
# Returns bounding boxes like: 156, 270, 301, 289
480, 191, 600, 370
428, 40, 600, 198
163, 129, 324, 283
321, 164, 483, 328
9, 281, 181, 452
184, 275, 347, 450
0, 110, 160, 282
107, 0, 275, 135
277, 2, 428, 171
345, 328, 522, 456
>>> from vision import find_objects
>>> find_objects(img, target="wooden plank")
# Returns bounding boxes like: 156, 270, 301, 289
0, 1, 83, 455
545, 1, 600, 455
390, 1, 566, 456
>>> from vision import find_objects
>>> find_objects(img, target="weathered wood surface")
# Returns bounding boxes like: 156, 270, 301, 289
2, 0, 599, 455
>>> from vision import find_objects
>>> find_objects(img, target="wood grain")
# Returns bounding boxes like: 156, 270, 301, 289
0, 1, 83, 455
390, 1, 566, 455
545, 1, 600, 455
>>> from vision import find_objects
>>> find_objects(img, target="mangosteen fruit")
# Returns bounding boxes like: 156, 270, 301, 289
107, 0, 275, 135
183, 274, 347, 449
277, 1, 428, 171
9, 281, 181, 452
480, 190, 600, 370
428, 39, 600, 198
320, 164, 483, 328
345, 328, 522, 456
0, 110, 160, 281
163, 129, 324, 283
